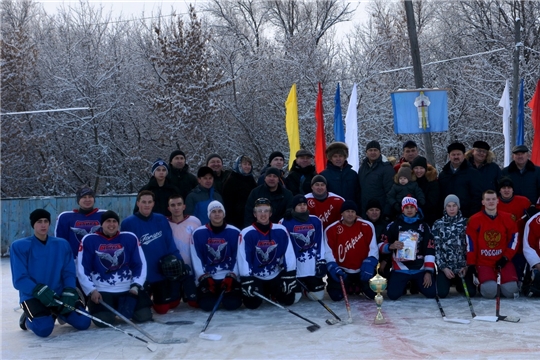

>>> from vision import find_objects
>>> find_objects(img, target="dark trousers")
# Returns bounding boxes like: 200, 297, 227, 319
387, 271, 436, 300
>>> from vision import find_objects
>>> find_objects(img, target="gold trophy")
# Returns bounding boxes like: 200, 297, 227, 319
369, 264, 388, 325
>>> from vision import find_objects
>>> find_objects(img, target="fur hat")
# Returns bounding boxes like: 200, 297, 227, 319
410, 156, 427, 170
197, 166, 214, 178
326, 142, 349, 158
311, 175, 327, 186
340, 200, 358, 214
207, 200, 226, 218
152, 159, 169, 175
447, 142, 466, 154
443, 194, 460, 209
473, 141, 490, 151
76, 186, 95, 203
169, 149, 186, 163
401, 197, 418, 211
397, 164, 412, 182
268, 151, 285, 164
30, 209, 51, 228
365, 140, 381, 152
101, 210, 120, 224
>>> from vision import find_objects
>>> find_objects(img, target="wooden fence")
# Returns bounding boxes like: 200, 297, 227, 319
1, 195, 137, 256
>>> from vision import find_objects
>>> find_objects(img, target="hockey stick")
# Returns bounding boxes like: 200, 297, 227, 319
151, 319, 194, 325
339, 276, 353, 324
296, 279, 342, 325
200, 290, 225, 341
54, 299, 157, 352
496, 270, 520, 323
98, 299, 187, 344
253, 291, 320, 332
435, 294, 470, 324
460, 274, 498, 322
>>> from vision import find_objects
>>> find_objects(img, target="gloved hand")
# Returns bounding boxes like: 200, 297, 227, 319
524, 206, 540, 220
466, 265, 477, 277
183, 264, 193, 277
32, 284, 58, 307
241, 276, 259, 297
59, 287, 78, 315
327, 261, 347, 282
221, 272, 237, 293
129, 283, 142, 296
198, 274, 216, 294
495, 256, 509, 270
315, 259, 327, 278
360, 256, 378, 282
283, 209, 293, 220
281, 270, 298, 295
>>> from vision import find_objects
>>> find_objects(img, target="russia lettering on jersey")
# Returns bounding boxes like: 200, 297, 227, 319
206, 238, 227, 264
96, 243, 125, 271
256, 240, 277, 265
139, 231, 162, 246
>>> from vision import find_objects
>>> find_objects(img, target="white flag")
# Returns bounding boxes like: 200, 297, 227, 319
345, 84, 359, 171
499, 80, 511, 167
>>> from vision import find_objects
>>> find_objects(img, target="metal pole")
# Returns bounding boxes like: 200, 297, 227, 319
510, 18, 521, 150
404, 0, 435, 166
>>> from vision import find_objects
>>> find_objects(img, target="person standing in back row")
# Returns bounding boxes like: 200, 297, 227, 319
320, 142, 360, 207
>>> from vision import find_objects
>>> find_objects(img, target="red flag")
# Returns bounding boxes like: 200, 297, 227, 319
315, 82, 327, 173
530, 80, 540, 165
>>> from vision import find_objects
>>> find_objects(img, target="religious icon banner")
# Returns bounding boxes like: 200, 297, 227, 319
391, 89, 448, 134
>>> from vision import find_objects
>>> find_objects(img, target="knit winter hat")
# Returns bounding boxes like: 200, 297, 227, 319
473, 141, 490, 151
340, 200, 358, 214
206, 153, 223, 165
403, 140, 417, 149
152, 159, 169, 175
410, 156, 427, 170
197, 166, 214, 178
326, 142, 349, 158
401, 197, 418, 210
443, 194, 460, 209
292, 194, 308, 209
366, 198, 382, 211
296, 149, 313, 158
365, 140, 381, 152
101, 210, 120, 224
168, 149, 186, 163
397, 164, 412, 182
311, 174, 327, 186
207, 200, 226, 218
447, 142, 466, 153
265, 167, 281, 178
30, 209, 51, 228
268, 151, 285, 164
498, 177, 514, 190
76, 186, 95, 203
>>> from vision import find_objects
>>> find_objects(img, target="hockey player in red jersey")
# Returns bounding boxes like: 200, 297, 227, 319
305, 175, 344, 230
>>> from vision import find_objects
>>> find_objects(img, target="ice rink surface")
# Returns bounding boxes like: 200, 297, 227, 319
1, 257, 539, 359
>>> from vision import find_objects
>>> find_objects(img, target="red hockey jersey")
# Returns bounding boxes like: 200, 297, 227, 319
305, 192, 344, 229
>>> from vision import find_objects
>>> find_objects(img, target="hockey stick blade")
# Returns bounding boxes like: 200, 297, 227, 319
443, 317, 470, 324
498, 315, 520, 323
473, 316, 498, 322
151, 319, 194, 325
326, 318, 340, 325
253, 292, 320, 332
199, 332, 222, 341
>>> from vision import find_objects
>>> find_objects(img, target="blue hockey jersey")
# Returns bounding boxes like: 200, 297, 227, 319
55, 208, 106, 258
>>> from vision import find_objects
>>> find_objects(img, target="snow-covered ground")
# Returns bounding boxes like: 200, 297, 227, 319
1, 257, 539, 359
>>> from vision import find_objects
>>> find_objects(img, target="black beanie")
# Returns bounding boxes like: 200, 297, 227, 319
291, 194, 308, 209
366, 198, 382, 211
498, 177, 514, 190
197, 166, 214, 178
340, 200, 358, 214
101, 210, 120, 224
30, 209, 51, 228
206, 153, 223, 165
76, 186, 95, 203
365, 140, 381, 152
410, 156, 427, 170
268, 151, 285, 164
311, 175, 327, 186
265, 167, 281, 178
169, 149, 186, 163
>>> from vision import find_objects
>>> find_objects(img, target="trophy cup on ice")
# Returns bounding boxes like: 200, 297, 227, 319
369, 264, 387, 325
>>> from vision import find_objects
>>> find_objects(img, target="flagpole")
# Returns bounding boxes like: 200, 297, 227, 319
511, 18, 521, 150
404, 0, 435, 166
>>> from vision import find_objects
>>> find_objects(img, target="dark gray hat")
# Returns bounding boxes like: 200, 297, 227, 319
512, 145, 529, 153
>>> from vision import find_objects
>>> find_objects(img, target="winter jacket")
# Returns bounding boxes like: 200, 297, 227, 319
386, 181, 425, 217
244, 183, 293, 227
320, 160, 360, 206
257, 165, 286, 187
438, 160, 483, 218
213, 169, 232, 196
501, 160, 540, 204
415, 164, 440, 226
432, 211, 468, 274
358, 155, 395, 214
134, 177, 181, 217
167, 164, 198, 200
285, 161, 317, 195
222, 162, 257, 229
185, 185, 223, 225
465, 149, 502, 192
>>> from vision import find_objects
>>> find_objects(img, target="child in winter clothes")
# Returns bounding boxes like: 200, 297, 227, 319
386, 163, 425, 218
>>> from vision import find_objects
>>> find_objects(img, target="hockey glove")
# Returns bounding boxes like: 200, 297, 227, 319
315, 259, 327, 278
241, 277, 259, 297
32, 284, 58, 308
198, 274, 216, 294
221, 272, 237, 293
360, 256, 378, 282
327, 261, 347, 282
59, 287, 78, 315
524, 206, 540, 221
495, 256, 509, 270
281, 270, 298, 295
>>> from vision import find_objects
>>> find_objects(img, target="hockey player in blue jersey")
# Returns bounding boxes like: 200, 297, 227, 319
191, 201, 242, 311
78, 210, 152, 325
280, 194, 326, 300
11, 209, 91, 337
121, 190, 195, 314
238, 198, 299, 309
55, 185, 106, 259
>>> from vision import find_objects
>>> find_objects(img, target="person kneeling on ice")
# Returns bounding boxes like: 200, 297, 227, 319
77, 210, 153, 326
11, 209, 91, 337
280, 195, 326, 300
191, 201, 243, 311
238, 198, 300, 309
324, 200, 379, 301
380, 197, 436, 300
465, 190, 519, 298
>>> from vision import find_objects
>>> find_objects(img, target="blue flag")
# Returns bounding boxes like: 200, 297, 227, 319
516, 79, 525, 145
391, 89, 448, 134
333, 83, 344, 142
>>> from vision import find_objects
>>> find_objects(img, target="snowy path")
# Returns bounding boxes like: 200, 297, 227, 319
1, 258, 539, 359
